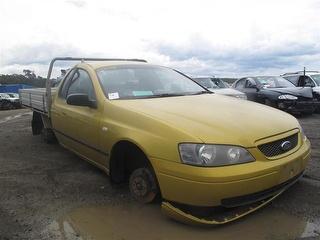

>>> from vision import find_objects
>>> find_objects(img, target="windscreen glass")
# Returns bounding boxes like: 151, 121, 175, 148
97, 65, 206, 99
193, 78, 217, 88
311, 74, 320, 85
254, 76, 295, 88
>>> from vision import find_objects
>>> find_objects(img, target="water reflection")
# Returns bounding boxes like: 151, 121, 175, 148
56, 203, 320, 240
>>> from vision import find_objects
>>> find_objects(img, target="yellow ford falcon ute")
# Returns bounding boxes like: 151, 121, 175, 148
25, 59, 311, 225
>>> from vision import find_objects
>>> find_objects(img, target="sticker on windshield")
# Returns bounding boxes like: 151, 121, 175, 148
108, 92, 119, 100
132, 91, 154, 96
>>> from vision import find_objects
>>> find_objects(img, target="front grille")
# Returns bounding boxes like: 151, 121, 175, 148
258, 133, 298, 157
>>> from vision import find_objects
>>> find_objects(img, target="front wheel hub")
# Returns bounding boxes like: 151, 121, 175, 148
129, 167, 158, 203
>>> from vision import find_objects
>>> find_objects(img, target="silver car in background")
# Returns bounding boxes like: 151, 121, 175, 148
192, 76, 247, 99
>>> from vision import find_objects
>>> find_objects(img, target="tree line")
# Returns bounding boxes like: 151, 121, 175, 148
0, 69, 46, 87
0, 69, 237, 88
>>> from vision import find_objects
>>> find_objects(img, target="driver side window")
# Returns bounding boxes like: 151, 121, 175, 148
299, 76, 315, 87
304, 77, 315, 87
235, 79, 246, 88
245, 79, 256, 88
66, 69, 96, 101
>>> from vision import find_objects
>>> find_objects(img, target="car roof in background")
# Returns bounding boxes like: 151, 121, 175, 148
281, 71, 320, 76
241, 76, 282, 79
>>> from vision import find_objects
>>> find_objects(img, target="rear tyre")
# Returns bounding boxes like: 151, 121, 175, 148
129, 167, 159, 203
41, 128, 57, 144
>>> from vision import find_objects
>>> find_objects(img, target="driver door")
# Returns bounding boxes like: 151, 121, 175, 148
51, 68, 105, 166
243, 79, 259, 101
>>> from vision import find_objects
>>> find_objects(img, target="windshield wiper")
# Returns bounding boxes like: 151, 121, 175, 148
120, 91, 212, 99
145, 93, 187, 98
189, 90, 212, 95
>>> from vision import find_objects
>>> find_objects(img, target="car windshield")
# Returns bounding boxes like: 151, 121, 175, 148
97, 65, 208, 99
311, 74, 320, 85
254, 76, 295, 88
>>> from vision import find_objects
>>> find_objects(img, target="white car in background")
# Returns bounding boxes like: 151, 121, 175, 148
282, 71, 320, 96
0, 92, 21, 109
7, 93, 20, 100
0, 93, 19, 102
282, 71, 320, 112
192, 76, 247, 99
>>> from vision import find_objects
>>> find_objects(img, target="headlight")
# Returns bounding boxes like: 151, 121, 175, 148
278, 95, 298, 100
298, 123, 307, 141
178, 144, 255, 167
233, 94, 247, 100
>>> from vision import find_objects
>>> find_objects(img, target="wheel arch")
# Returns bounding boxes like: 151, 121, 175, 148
109, 139, 158, 184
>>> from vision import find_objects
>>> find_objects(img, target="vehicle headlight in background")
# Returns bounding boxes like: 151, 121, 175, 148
232, 94, 247, 100
179, 144, 255, 167
278, 95, 298, 100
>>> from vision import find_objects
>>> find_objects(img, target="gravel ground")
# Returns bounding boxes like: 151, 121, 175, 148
0, 109, 319, 240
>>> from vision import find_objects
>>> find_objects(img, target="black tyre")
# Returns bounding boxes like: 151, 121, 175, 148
129, 167, 159, 203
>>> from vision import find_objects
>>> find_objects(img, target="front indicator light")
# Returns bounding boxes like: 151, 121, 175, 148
179, 144, 255, 167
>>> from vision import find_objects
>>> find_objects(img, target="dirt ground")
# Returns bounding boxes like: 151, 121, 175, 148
0, 109, 320, 240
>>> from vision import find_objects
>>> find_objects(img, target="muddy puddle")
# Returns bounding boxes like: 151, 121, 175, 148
50, 203, 320, 240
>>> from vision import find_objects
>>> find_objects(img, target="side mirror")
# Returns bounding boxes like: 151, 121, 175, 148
305, 83, 314, 87
66, 94, 96, 108
248, 83, 259, 90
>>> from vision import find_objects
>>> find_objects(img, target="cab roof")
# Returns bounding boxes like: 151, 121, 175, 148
83, 60, 148, 70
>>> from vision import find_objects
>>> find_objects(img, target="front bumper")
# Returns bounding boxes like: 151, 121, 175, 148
162, 172, 303, 225
162, 190, 282, 225
278, 100, 320, 113
152, 137, 311, 225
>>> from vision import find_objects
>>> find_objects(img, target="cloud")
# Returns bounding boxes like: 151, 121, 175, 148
65, 0, 86, 8
149, 33, 320, 77
2, 43, 84, 66
1, 0, 320, 77
0, 43, 86, 77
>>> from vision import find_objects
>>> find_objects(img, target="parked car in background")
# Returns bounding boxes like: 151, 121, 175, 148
232, 76, 319, 114
192, 76, 247, 99
7, 93, 20, 99
282, 71, 320, 89
0, 92, 21, 110
282, 71, 320, 111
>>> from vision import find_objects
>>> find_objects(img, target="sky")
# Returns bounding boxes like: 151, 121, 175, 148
1, 0, 320, 78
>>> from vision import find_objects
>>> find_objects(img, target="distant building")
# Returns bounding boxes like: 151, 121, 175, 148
0, 84, 32, 93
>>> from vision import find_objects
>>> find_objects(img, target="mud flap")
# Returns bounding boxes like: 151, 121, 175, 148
161, 190, 284, 226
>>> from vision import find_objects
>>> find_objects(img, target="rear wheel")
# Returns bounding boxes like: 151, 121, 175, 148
129, 167, 159, 203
